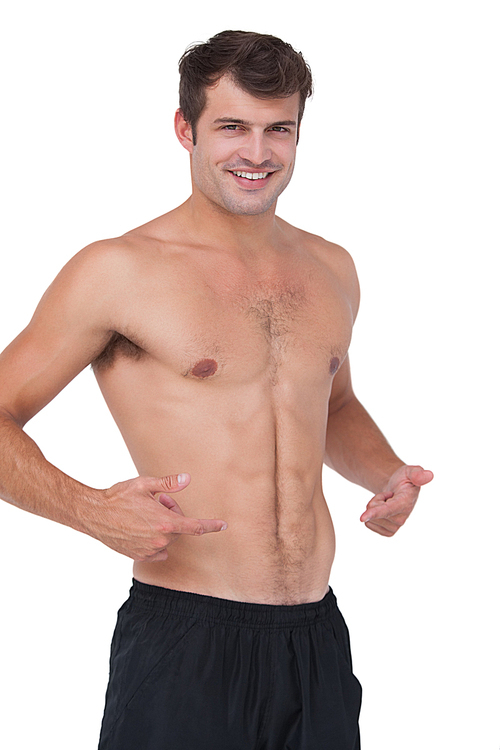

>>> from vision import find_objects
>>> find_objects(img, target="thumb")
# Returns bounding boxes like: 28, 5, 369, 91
143, 473, 191, 496
157, 473, 191, 493
407, 467, 434, 487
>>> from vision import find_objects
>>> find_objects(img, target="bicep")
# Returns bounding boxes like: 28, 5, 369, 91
0, 247, 119, 425
0, 325, 109, 427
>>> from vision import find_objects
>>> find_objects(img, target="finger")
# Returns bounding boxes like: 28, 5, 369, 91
169, 515, 228, 536
407, 467, 434, 487
364, 520, 398, 537
155, 493, 184, 515
143, 473, 191, 495
364, 491, 394, 509
361, 497, 413, 524
360, 492, 393, 522
365, 511, 404, 534
362, 505, 403, 524
143, 548, 171, 563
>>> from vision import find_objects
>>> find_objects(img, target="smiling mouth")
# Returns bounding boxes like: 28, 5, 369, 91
230, 170, 271, 181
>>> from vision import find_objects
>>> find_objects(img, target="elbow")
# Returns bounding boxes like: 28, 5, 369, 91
0, 404, 25, 428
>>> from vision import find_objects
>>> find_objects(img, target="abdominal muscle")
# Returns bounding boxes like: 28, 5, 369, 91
133, 476, 336, 606
123, 391, 335, 605
98, 348, 337, 605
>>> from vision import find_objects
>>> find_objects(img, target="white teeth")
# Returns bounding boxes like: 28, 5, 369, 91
232, 171, 269, 180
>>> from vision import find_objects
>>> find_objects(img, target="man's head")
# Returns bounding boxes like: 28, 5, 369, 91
178, 30, 313, 146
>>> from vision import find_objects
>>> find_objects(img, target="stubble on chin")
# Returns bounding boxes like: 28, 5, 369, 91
217, 192, 278, 216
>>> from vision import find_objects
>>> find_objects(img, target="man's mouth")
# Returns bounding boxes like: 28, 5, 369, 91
230, 171, 271, 181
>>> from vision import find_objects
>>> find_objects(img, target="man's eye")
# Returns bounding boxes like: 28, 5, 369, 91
270, 127, 289, 133
223, 125, 240, 131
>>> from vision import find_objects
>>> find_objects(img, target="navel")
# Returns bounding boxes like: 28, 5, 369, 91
329, 356, 340, 376
191, 358, 218, 379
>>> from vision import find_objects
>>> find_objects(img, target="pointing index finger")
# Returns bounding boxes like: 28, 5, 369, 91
368, 501, 418, 524
170, 516, 228, 536
360, 496, 408, 524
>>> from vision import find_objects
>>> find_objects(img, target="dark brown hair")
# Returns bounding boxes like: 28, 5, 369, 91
178, 30, 313, 143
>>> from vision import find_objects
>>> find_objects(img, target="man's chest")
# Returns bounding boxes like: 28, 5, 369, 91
114, 264, 354, 383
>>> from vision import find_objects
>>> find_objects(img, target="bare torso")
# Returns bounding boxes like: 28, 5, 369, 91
0, 76, 424, 613
92, 207, 357, 605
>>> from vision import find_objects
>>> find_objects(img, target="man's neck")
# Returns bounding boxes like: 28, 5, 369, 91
177, 193, 284, 255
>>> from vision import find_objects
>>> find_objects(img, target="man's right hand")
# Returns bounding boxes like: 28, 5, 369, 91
86, 473, 227, 562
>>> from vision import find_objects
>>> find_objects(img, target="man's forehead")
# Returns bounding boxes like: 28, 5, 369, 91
202, 75, 300, 124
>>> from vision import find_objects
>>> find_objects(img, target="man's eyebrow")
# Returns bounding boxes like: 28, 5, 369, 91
213, 117, 297, 128
214, 117, 250, 126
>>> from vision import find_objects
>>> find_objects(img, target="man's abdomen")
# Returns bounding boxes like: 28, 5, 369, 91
104, 360, 337, 604
133, 468, 336, 606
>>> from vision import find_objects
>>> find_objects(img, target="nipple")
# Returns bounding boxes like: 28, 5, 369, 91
329, 357, 340, 376
191, 358, 218, 378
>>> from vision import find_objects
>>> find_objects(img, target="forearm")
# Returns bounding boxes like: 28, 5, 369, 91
324, 395, 405, 494
0, 411, 101, 533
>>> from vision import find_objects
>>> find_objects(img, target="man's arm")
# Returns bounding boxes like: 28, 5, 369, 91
325, 355, 433, 536
0, 241, 226, 559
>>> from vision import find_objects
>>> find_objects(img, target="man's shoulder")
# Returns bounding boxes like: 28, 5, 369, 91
278, 219, 360, 314
279, 219, 357, 274
65, 212, 185, 282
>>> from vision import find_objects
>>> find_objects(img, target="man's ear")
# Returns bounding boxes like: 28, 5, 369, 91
174, 109, 194, 153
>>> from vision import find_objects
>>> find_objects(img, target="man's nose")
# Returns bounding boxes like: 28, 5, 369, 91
237, 132, 272, 166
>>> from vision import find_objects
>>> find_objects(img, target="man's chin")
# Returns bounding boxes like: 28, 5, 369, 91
229, 205, 276, 217
217, 193, 279, 217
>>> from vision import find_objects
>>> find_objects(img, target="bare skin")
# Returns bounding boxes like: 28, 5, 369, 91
0, 76, 432, 605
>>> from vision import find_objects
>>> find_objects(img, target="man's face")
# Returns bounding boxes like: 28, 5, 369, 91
180, 76, 300, 217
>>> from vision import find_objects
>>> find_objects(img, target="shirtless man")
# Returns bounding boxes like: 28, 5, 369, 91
0, 31, 432, 750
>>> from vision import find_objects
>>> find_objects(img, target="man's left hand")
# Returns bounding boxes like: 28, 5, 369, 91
360, 465, 434, 536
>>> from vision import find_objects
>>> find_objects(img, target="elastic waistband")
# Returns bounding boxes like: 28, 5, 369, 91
128, 579, 338, 629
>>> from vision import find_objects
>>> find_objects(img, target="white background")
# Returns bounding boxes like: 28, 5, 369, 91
0, 1, 498, 748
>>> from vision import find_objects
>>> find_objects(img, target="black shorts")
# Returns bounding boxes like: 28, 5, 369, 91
98, 580, 362, 750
